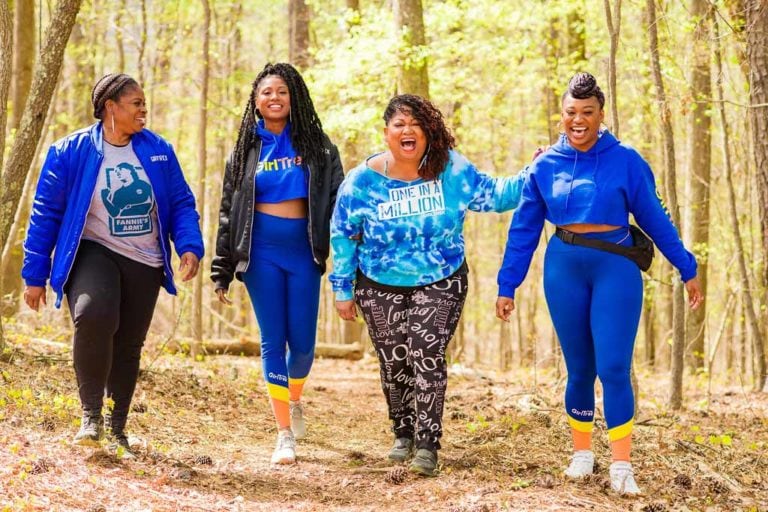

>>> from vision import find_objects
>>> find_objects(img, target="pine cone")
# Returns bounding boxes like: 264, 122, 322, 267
30, 457, 52, 475
385, 466, 408, 485
194, 454, 213, 466
704, 477, 729, 495
535, 474, 556, 489
641, 502, 667, 512
673, 473, 692, 489
86, 506, 106, 512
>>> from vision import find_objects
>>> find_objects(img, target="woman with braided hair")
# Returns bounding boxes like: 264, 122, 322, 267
211, 62, 343, 464
496, 72, 702, 494
22, 73, 204, 455
330, 94, 526, 476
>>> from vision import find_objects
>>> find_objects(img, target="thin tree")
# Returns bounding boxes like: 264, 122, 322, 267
647, 0, 688, 408
746, 0, 768, 391
0, 0, 11, 351
394, 0, 429, 98
11, 0, 34, 131
0, 0, 84, 347
192, 0, 211, 351
603, 0, 621, 137
712, 10, 764, 391
289, 0, 310, 69
684, 0, 712, 372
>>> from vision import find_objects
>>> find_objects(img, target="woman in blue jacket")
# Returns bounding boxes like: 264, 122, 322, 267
496, 73, 702, 494
22, 73, 204, 455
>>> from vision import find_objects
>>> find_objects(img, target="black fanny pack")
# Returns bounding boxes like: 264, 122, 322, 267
554, 225, 654, 272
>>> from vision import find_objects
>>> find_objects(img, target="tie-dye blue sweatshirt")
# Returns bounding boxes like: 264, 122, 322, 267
329, 150, 525, 301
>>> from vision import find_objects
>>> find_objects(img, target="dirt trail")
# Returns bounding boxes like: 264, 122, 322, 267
1, 340, 766, 511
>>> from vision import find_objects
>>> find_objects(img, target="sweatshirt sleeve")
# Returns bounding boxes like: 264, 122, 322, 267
629, 153, 697, 281
328, 177, 363, 301
497, 170, 547, 298
457, 155, 525, 213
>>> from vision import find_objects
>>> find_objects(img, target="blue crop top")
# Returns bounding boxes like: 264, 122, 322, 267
254, 120, 307, 203
497, 131, 697, 299
330, 150, 525, 301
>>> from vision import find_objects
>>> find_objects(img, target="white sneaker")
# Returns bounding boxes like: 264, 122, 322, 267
609, 461, 641, 494
564, 450, 594, 478
290, 401, 306, 440
271, 429, 296, 465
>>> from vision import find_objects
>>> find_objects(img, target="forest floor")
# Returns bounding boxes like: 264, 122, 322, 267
1, 321, 767, 512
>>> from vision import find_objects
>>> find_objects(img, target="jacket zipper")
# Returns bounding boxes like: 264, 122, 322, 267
306, 163, 319, 265
243, 142, 262, 273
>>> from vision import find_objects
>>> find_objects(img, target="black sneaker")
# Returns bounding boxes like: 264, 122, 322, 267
388, 437, 414, 462
109, 433, 136, 459
409, 448, 438, 476
73, 414, 104, 446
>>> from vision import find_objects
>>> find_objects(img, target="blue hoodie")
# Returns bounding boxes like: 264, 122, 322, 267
254, 120, 307, 203
497, 131, 696, 298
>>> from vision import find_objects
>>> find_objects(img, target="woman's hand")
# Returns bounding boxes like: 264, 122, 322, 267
495, 296, 515, 321
532, 146, 550, 161
684, 276, 703, 310
216, 288, 232, 306
178, 252, 200, 281
24, 286, 47, 311
336, 299, 357, 321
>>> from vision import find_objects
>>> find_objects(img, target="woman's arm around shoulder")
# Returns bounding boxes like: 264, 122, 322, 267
451, 150, 526, 213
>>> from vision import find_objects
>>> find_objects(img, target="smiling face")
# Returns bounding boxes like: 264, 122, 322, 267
255, 75, 291, 130
561, 94, 604, 152
384, 109, 428, 166
106, 86, 147, 136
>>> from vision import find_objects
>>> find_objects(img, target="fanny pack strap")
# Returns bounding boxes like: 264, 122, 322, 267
554, 227, 636, 258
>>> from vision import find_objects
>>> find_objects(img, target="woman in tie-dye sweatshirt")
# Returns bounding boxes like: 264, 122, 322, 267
329, 94, 525, 476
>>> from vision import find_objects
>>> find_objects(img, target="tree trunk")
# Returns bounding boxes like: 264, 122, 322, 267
0, 0, 84, 347
0, 0, 11, 351
11, 0, 34, 131
603, 0, 621, 137
746, 0, 768, 391
394, 0, 429, 98
684, 0, 712, 373
289, 0, 310, 69
713, 10, 765, 392
192, 0, 211, 353
646, 0, 687, 409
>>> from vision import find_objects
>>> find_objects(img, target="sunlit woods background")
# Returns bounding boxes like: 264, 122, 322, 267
1, 0, 765, 395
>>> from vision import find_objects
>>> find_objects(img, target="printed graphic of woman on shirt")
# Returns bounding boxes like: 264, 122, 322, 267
330, 94, 526, 477
102, 162, 154, 220
496, 72, 703, 495
211, 63, 344, 465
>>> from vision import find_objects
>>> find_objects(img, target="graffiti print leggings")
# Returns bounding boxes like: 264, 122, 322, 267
355, 270, 468, 452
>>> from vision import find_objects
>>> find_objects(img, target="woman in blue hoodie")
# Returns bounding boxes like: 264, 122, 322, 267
496, 73, 702, 494
22, 73, 204, 455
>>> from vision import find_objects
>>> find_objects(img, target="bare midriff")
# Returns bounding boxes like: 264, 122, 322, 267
558, 223, 622, 234
255, 198, 308, 219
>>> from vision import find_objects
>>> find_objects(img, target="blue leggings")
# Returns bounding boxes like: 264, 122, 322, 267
543, 228, 642, 441
242, 211, 321, 402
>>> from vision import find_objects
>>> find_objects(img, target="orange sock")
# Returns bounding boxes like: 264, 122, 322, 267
611, 434, 632, 462
289, 377, 307, 402
572, 428, 592, 451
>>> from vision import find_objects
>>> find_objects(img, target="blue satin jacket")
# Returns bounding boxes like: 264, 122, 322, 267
22, 123, 204, 307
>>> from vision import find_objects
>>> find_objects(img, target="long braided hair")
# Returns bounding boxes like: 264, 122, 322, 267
562, 72, 605, 109
91, 73, 139, 120
383, 94, 455, 180
231, 63, 327, 189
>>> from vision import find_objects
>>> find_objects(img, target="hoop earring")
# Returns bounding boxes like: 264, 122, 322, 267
111, 114, 115, 133
289, 109, 293, 124
418, 144, 431, 170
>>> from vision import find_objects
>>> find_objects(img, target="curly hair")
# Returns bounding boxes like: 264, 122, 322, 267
562, 72, 605, 109
91, 73, 140, 120
230, 63, 327, 189
383, 94, 455, 180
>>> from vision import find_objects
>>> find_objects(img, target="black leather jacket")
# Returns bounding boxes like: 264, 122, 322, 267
211, 136, 344, 291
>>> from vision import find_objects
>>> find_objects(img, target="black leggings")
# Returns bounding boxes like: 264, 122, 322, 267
355, 272, 467, 451
65, 240, 163, 434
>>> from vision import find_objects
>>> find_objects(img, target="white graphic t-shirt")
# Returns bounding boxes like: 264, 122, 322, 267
81, 141, 164, 268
